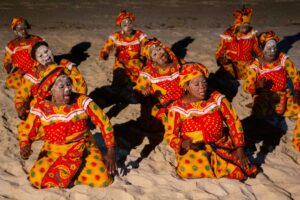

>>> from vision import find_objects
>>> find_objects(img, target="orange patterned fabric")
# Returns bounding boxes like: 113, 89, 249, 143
232, 7, 253, 27
19, 94, 114, 188
115, 10, 135, 26
4, 35, 43, 73
179, 63, 209, 87
164, 91, 257, 179
10, 17, 29, 30
100, 30, 147, 82
258, 31, 280, 48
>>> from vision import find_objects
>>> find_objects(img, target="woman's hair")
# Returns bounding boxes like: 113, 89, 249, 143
31, 41, 49, 60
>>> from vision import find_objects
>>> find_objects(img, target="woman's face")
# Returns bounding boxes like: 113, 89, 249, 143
150, 44, 169, 66
263, 40, 277, 61
239, 23, 250, 34
186, 75, 207, 100
14, 22, 28, 38
51, 74, 72, 105
121, 18, 133, 35
35, 45, 54, 66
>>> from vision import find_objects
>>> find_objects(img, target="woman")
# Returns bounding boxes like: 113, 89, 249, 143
4, 17, 43, 89
19, 67, 116, 188
100, 10, 148, 84
15, 41, 87, 120
134, 38, 183, 124
215, 7, 262, 80
243, 31, 300, 119
164, 63, 257, 180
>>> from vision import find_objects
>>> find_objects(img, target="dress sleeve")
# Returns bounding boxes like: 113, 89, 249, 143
220, 97, 245, 147
59, 59, 88, 94
243, 66, 257, 94
164, 110, 182, 153
252, 34, 263, 58
4, 50, 12, 72
86, 100, 115, 147
100, 35, 115, 59
284, 57, 300, 90
14, 77, 33, 113
133, 73, 152, 92
215, 37, 227, 61
19, 112, 41, 148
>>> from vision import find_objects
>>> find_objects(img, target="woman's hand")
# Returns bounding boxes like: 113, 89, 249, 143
105, 146, 117, 175
17, 106, 29, 120
236, 147, 250, 170
180, 138, 193, 155
20, 144, 32, 160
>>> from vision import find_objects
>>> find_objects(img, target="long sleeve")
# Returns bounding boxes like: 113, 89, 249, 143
14, 76, 34, 113
243, 67, 257, 94
59, 59, 88, 94
220, 98, 245, 147
284, 57, 300, 90
86, 101, 115, 147
215, 38, 227, 60
252, 34, 263, 58
100, 36, 115, 59
19, 112, 40, 148
133, 73, 151, 92
3, 51, 12, 72
164, 110, 182, 153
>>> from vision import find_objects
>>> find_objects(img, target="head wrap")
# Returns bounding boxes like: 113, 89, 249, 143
179, 63, 209, 87
141, 38, 177, 63
37, 65, 71, 100
232, 7, 253, 27
11, 17, 30, 30
258, 31, 280, 48
116, 10, 135, 26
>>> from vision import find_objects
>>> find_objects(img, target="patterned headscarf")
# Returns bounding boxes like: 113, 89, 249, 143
11, 17, 30, 30
116, 10, 135, 26
258, 31, 280, 48
179, 63, 209, 87
37, 65, 71, 100
232, 7, 253, 27
141, 38, 177, 63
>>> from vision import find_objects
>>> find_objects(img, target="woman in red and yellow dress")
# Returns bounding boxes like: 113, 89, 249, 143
133, 39, 183, 124
100, 10, 148, 84
243, 31, 300, 118
164, 63, 257, 180
19, 67, 116, 188
15, 41, 87, 121
4, 17, 43, 89
215, 7, 262, 80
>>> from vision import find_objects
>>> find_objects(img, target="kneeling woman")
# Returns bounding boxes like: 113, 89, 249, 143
164, 63, 257, 180
19, 67, 116, 188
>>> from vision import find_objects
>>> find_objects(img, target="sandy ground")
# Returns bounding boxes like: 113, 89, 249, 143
0, 0, 300, 199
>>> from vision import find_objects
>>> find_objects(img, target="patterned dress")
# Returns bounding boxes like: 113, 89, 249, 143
164, 91, 257, 180
243, 52, 300, 117
16, 61, 87, 140
134, 60, 183, 123
4, 35, 43, 89
100, 30, 147, 83
215, 28, 262, 79
19, 94, 115, 188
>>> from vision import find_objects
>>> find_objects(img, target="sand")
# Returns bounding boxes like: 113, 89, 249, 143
0, 0, 300, 199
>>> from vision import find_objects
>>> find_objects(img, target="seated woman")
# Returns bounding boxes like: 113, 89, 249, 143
19, 67, 116, 188
134, 38, 183, 125
243, 31, 300, 120
164, 63, 258, 180
4, 17, 43, 89
100, 10, 148, 85
15, 41, 87, 120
